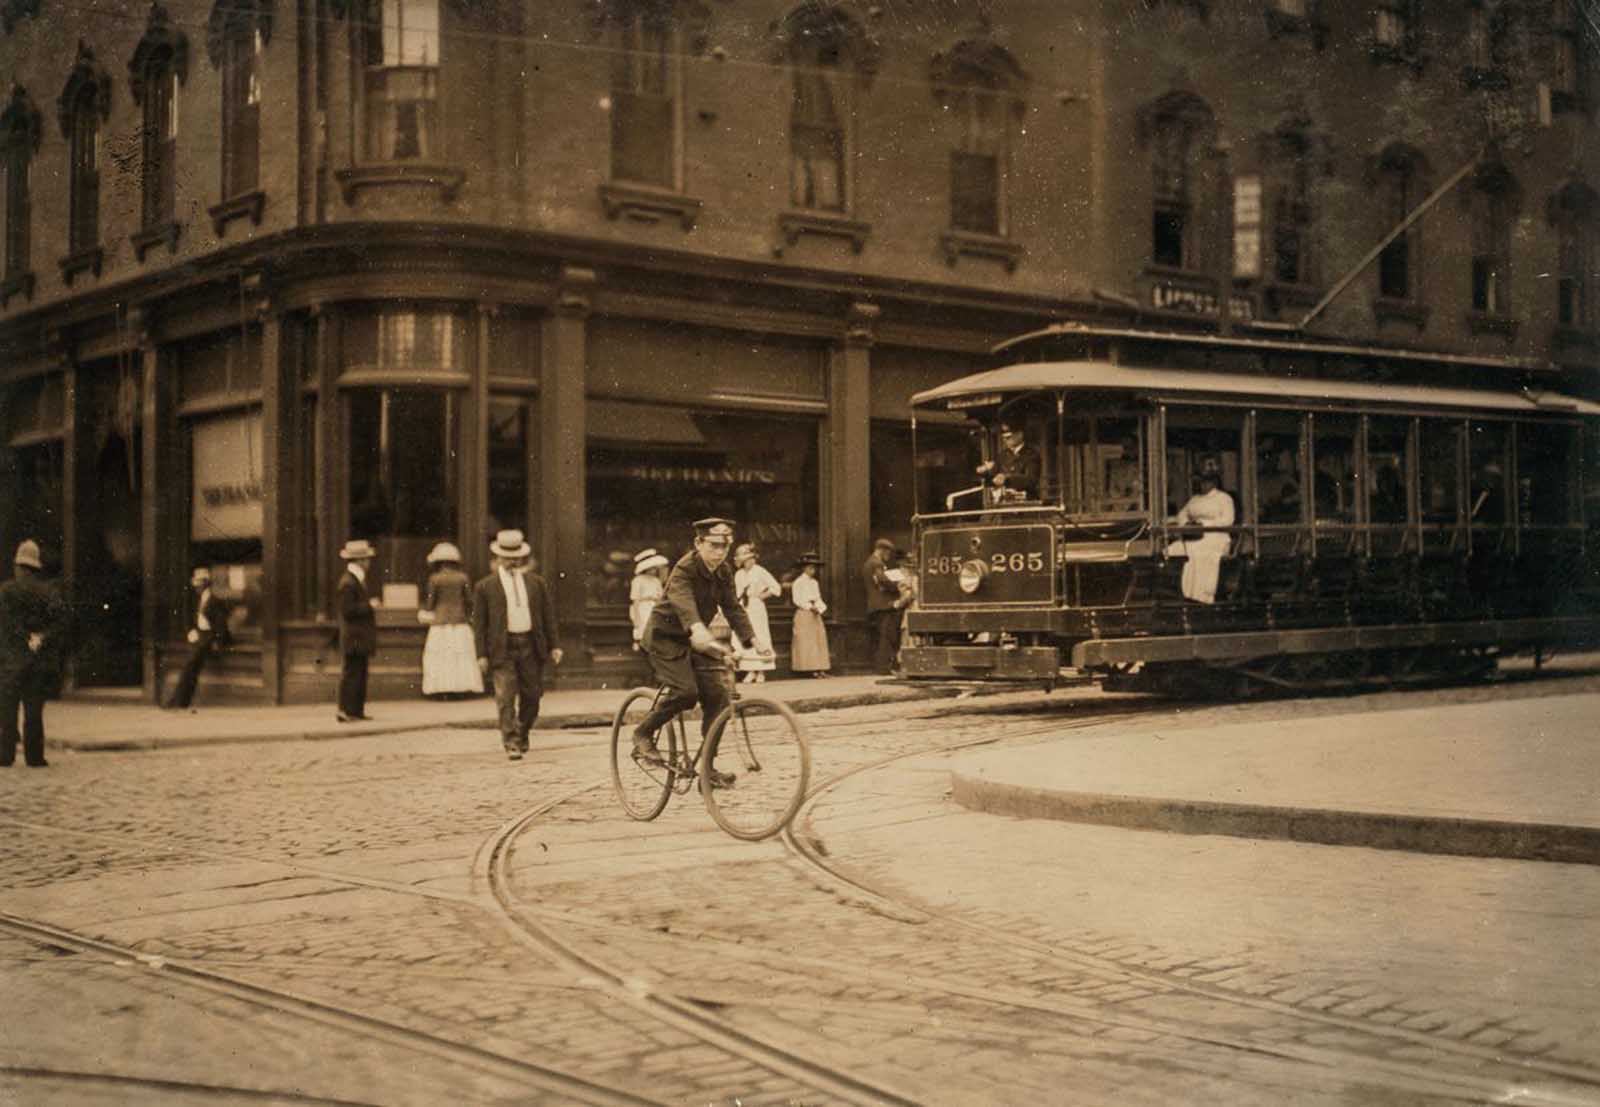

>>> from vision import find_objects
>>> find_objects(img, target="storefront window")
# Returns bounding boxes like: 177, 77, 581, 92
586, 402, 819, 609
189, 410, 265, 633
487, 396, 533, 540
348, 388, 459, 597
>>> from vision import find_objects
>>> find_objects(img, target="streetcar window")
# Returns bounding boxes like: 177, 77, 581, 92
1096, 417, 1145, 513
1312, 415, 1358, 523
1469, 422, 1509, 525
1256, 411, 1304, 524
1419, 420, 1462, 525
1517, 422, 1578, 526
1367, 416, 1411, 525
1165, 407, 1242, 517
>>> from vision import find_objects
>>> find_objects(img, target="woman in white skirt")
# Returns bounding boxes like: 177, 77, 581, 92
732, 542, 781, 683
419, 543, 483, 697
789, 552, 830, 677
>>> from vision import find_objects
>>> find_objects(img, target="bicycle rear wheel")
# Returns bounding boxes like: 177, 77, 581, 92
700, 697, 810, 841
611, 687, 676, 821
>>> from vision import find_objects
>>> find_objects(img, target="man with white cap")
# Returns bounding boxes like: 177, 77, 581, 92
0, 540, 64, 767
473, 529, 563, 760
631, 518, 771, 785
165, 566, 232, 710
335, 539, 379, 722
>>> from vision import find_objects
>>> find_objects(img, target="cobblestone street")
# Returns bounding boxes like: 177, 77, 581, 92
4, 674, 1599, 1105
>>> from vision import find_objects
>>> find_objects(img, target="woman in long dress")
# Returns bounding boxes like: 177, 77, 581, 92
789, 553, 830, 677
419, 543, 483, 697
1164, 457, 1235, 604
732, 542, 781, 683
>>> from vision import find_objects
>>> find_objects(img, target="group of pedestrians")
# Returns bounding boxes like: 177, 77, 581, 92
336, 529, 562, 761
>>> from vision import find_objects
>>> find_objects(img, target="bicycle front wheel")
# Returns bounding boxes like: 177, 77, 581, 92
611, 687, 675, 821
700, 697, 810, 841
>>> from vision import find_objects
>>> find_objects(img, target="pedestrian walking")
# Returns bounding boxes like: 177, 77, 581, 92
732, 542, 781, 684
473, 529, 563, 761
418, 542, 483, 698
0, 540, 65, 768
789, 552, 830, 678
629, 548, 669, 651
165, 566, 232, 710
863, 537, 902, 674
335, 539, 379, 723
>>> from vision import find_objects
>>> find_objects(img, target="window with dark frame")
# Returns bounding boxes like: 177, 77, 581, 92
220, 25, 260, 199
786, 5, 854, 213
1555, 183, 1596, 329
1377, 147, 1420, 301
1147, 96, 1215, 271
0, 87, 38, 285
1470, 166, 1515, 315
948, 76, 1008, 234
67, 86, 99, 255
364, 0, 439, 161
610, 7, 675, 187
1270, 129, 1314, 286
1550, 0, 1589, 110
139, 65, 177, 229
1374, 0, 1418, 55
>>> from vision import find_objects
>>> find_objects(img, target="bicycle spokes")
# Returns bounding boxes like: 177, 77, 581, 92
700, 698, 810, 841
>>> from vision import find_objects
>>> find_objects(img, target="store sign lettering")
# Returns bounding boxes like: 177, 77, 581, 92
192, 413, 264, 540
625, 466, 777, 485
1150, 280, 1255, 322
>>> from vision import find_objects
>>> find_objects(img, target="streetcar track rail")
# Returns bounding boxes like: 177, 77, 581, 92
0, 1064, 380, 1104
778, 725, 1600, 1106
0, 911, 657, 1106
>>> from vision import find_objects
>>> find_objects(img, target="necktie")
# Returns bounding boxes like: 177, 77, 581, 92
511, 572, 525, 611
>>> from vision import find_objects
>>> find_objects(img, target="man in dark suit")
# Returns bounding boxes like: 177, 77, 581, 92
166, 566, 232, 710
977, 420, 1042, 501
473, 529, 563, 761
862, 537, 903, 674
336, 539, 379, 722
0, 540, 65, 768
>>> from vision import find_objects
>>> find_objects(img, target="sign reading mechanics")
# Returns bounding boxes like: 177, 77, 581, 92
919, 524, 1056, 607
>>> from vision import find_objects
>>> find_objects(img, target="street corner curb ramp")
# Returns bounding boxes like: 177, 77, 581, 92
948, 774, 1600, 867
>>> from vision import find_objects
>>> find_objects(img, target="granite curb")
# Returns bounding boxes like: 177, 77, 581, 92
949, 775, 1600, 866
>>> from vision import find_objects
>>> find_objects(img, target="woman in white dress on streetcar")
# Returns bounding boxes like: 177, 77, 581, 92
731, 542, 781, 683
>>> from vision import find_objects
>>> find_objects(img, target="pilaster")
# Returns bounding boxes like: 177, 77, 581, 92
251, 277, 286, 701
541, 266, 594, 659
828, 300, 877, 667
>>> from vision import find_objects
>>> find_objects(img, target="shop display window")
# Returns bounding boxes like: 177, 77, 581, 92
586, 403, 819, 609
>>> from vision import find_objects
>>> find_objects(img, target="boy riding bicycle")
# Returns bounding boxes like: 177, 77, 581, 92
632, 518, 773, 786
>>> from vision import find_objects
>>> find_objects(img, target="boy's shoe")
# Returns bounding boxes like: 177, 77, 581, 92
705, 768, 736, 789
632, 729, 662, 763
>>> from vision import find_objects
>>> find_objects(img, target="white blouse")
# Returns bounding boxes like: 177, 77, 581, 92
791, 574, 827, 614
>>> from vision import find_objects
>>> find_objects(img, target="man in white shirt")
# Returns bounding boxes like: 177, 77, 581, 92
473, 529, 563, 761
166, 567, 231, 709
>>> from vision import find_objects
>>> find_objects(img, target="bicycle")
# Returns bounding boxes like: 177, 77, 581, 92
609, 648, 811, 841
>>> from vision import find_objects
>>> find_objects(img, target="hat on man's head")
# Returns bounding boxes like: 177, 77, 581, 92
339, 539, 378, 561
13, 539, 42, 570
635, 553, 669, 574
796, 551, 825, 566
490, 529, 532, 560
191, 567, 212, 586
426, 542, 462, 565
873, 537, 896, 552
692, 517, 736, 540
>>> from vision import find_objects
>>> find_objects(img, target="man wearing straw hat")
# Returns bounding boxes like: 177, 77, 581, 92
473, 529, 563, 761
165, 566, 232, 710
335, 539, 379, 722
0, 540, 64, 768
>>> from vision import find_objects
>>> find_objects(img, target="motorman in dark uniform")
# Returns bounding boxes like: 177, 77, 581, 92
976, 420, 1041, 501
631, 518, 772, 786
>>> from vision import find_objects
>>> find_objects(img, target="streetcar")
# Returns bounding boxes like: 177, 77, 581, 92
900, 324, 1600, 695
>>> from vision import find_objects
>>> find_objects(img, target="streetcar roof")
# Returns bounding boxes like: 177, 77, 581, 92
910, 361, 1600, 417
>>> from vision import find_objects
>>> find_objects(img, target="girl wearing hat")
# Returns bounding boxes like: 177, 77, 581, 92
629, 549, 670, 652
732, 543, 781, 683
419, 542, 482, 697
789, 553, 830, 677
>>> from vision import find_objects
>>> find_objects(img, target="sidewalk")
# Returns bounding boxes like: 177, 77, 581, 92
950, 690, 1600, 865
42, 673, 948, 753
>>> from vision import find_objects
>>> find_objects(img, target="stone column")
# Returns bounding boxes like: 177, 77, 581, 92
252, 279, 287, 702
540, 266, 594, 662
134, 308, 169, 702
466, 302, 494, 582
827, 301, 877, 670
312, 303, 336, 620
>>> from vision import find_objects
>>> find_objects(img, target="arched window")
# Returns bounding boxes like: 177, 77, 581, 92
208, 0, 270, 205
777, 3, 874, 214
57, 40, 110, 266
0, 84, 41, 300
363, 0, 439, 160
1551, 180, 1597, 329
1469, 162, 1518, 316
1142, 92, 1216, 271
930, 40, 1025, 239
129, 2, 189, 238
1375, 143, 1428, 301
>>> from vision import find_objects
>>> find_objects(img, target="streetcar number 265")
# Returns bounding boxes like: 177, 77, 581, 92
928, 552, 1045, 574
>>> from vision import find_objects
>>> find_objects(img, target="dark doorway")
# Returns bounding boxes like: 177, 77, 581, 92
73, 365, 144, 687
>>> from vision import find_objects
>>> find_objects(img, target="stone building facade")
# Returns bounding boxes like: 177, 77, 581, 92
0, 0, 1595, 700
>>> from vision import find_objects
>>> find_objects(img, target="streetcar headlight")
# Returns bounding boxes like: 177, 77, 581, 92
958, 559, 988, 594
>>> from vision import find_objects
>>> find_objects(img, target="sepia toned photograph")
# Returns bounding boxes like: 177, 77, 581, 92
2, 0, 1599, 1102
